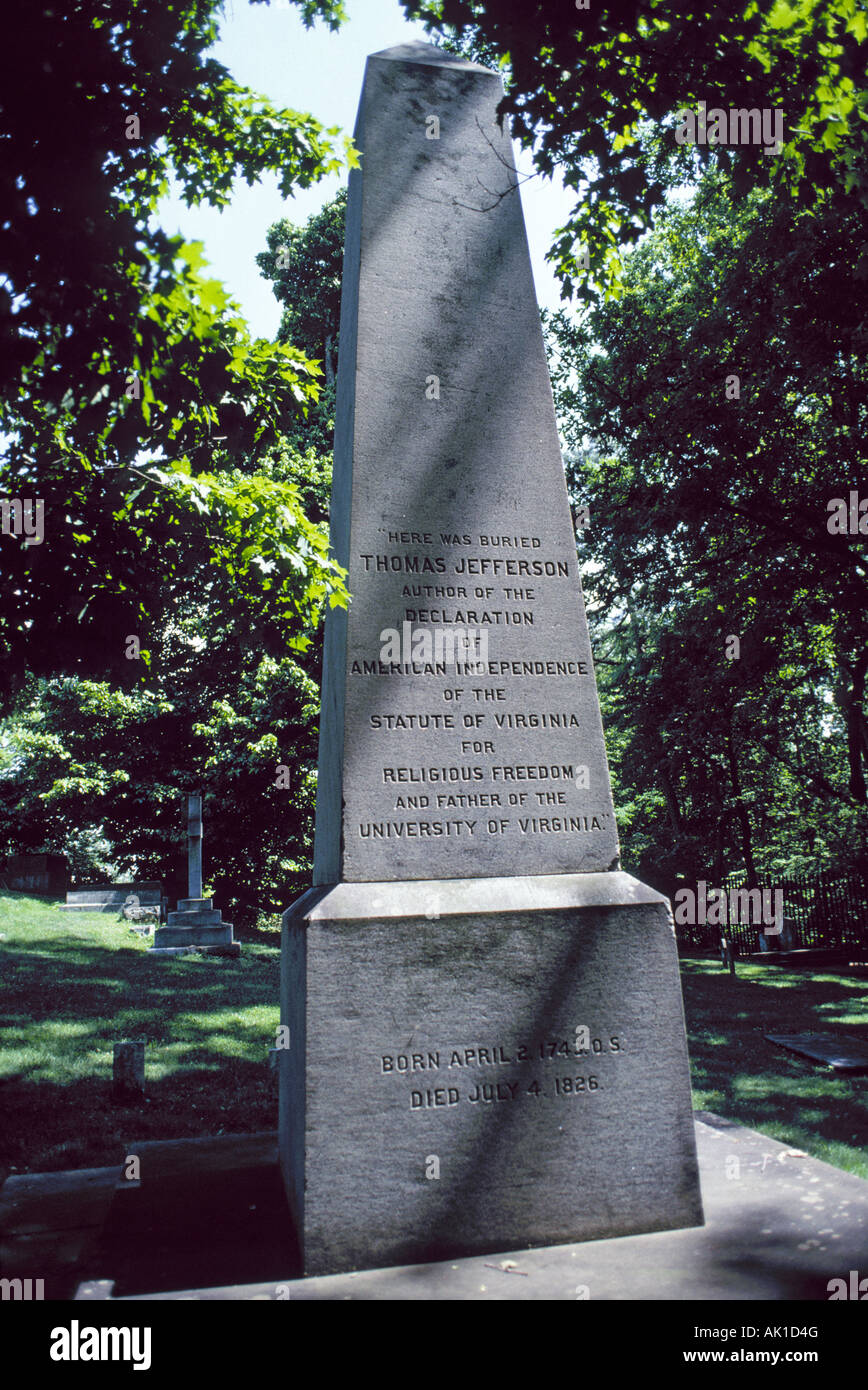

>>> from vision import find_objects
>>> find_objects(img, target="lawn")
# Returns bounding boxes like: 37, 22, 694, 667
681, 955, 868, 1179
0, 891, 280, 1178
2, 892, 867, 1182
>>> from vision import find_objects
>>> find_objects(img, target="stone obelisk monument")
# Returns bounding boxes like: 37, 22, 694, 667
280, 41, 702, 1276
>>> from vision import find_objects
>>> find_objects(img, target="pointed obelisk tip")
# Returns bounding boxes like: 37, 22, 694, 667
368, 39, 496, 75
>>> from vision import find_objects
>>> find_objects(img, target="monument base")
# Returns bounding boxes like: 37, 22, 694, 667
152, 896, 234, 951
146, 943, 241, 959
280, 871, 703, 1277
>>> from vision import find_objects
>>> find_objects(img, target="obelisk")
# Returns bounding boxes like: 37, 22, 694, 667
280, 41, 703, 1276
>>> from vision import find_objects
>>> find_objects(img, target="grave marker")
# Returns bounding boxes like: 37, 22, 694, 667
280, 41, 703, 1276
187, 792, 203, 900
112, 1042, 145, 1102
150, 793, 237, 955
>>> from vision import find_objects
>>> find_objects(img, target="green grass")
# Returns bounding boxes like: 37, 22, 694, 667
681, 956, 868, 1179
0, 891, 280, 1178
2, 893, 867, 1183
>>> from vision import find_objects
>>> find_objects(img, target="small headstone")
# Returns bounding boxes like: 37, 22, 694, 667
720, 935, 736, 975
112, 1041, 145, 1101
280, 42, 702, 1277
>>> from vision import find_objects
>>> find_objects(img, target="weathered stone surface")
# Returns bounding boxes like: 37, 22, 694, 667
61, 882, 163, 913
281, 42, 702, 1278
166, 906, 223, 927
766, 1032, 868, 1074
313, 40, 618, 886
187, 793, 203, 899
3, 852, 68, 896
130, 1116, 868, 1301
113, 1042, 145, 1101
281, 872, 702, 1275
152, 910, 233, 949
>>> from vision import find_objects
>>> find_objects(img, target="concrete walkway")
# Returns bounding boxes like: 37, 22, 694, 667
3, 1114, 867, 1301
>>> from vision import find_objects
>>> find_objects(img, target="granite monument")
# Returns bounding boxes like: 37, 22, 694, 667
280, 40, 703, 1276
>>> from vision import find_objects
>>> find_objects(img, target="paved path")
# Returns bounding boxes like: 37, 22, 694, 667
3, 1114, 867, 1300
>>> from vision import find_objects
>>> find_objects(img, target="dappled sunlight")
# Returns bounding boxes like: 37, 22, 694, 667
730, 1073, 852, 1101
1, 893, 282, 1172
681, 957, 868, 1178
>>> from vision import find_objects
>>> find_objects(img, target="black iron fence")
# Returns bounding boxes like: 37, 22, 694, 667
675, 870, 868, 955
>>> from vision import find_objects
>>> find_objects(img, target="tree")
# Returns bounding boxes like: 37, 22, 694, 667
0, 655, 320, 924
0, 433, 334, 924
406, 0, 868, 299
258, 190, 347, 383
547, 170, 868, 884
0, 0, 354, 703
256, 189, 347, 459
0, 5, 357, 916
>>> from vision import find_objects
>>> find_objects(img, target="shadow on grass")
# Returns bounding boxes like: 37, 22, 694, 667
1, 937, 278, 1022
0, 916, 281, 1175
1, 1065, 279, 1177
86, 1146, 301, 1298
680, 957, 868, 1175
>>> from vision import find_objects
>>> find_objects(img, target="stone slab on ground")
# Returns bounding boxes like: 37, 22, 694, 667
64, 1115, 868, 1301
9, 1116, 868, 1302
766, 1032, 868, 1074
746, 949, 857, 968
0, 1165, 122, 1300
0, 1136, 282, 1300
61, 882, 164, 914
81, 1132, 293, 1296
146, 942, 241, 959
109, 1131, 278, 1189
0, 1165, 122, 1235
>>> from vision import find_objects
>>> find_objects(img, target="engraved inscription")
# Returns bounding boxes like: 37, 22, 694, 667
344, 524, 617, 867
349, 530, 614, 845
379, 1034, 625, 1110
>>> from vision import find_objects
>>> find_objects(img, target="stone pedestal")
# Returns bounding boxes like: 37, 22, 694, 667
151, 897, 234, 952
280, 872, 703, 1276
